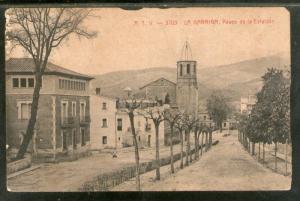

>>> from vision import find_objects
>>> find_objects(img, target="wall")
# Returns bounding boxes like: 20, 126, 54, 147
90, 95, 118, 150
141, 78, 176, 105
118, 111, 164, 148
6, 73, 91, 159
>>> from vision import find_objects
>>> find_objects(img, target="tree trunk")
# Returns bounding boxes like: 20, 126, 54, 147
170, 126, 174, 174
201, 132, 204, 156
129, 112, 140, 191
205, 132, 208, 152
285, 140, 288, 175
263, 143, 265, 164
194, 132, 197, 160
155, 124, 160, 180
275, 142, 277, 172
16, 73, 43, 160
209, 131, 212, 149
258, 142, 261, 161
180, 130, 184, 169
252, 142, 255, 156
185, 130, 189, 166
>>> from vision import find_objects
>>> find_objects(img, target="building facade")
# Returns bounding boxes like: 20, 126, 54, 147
240, 95, 256, 114
6, 58, 93, 161
90, 94, 121, 150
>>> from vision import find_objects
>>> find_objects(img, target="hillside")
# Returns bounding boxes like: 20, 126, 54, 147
91, 52, 290, 102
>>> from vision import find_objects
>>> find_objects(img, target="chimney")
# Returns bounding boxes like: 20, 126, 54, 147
96, 88, 101, 96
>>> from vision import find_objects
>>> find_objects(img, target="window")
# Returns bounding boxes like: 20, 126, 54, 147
72, 129, 77, 149
20, 78, 27, 88
118, 137, 120, 141
180, 64, 183, 76
187, 64, 190, 74
193, 65, 196, 73
138, 136, 141, 141
59, 79, 86, 91
224, 122, 226, 127
102, 118, 107, 127
71, 102, 76, 117
117, 118, 122, 131
102, 136, 107, 144
204, 116, 206, 120
28, 78, 34, 87
102, 102, 107, 110
80, 102, 86, 121
13, 78, 19, 88
18, 102, 31, 120
81, 128, 86, 146
61, 102, 68, 124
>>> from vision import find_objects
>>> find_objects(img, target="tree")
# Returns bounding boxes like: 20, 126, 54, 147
164, 107, 181, 173
6, 8, 97, 159
174, 112, 186, 169
124, 98, 143, 191
206, 92, 230, 133
142, 106, 166, 180
182, 114, 198, 165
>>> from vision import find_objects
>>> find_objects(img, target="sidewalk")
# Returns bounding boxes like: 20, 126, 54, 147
7, 140, 196, 192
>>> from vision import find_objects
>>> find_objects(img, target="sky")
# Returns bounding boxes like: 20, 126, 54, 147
7, 7, 290, 75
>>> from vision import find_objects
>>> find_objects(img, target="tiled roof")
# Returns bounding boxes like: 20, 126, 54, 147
6, 58, 94, 80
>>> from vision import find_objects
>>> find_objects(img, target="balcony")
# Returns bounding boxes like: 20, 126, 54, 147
61, 117, 75, 128
80, 116, 90, 126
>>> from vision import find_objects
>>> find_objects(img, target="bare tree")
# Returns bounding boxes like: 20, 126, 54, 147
6, 8, 97, 159
142, 106, 165, 180
164, 107, 181, 174
123, 98, 143, 191
182, 114, 198, 166
174, 113, 186, 169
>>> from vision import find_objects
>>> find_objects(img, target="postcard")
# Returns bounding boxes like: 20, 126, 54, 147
5, 7, 291, 191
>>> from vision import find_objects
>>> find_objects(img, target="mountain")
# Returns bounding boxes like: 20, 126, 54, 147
90, 52, 290, 102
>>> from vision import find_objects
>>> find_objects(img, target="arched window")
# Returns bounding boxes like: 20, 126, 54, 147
180, 64, 183, 76
187, 64, 190, 74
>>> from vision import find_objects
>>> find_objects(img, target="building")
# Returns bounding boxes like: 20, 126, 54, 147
139, 78, 176, 106
89, 86, 164, 150
140, 41, 199, 144
117, 108, 164, 148
240, 94, 256, 114
90, 91, 121, 150
6, 58, 93, 161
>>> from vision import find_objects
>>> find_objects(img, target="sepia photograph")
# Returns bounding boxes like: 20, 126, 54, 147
5, 7, 291, 192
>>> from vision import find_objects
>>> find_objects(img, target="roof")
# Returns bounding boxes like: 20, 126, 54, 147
6, 58, 94, 80
140, 77, 176, 89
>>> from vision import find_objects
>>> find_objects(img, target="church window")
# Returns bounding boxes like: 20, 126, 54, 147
180, 64, 183, 76
187, 64, 190, 74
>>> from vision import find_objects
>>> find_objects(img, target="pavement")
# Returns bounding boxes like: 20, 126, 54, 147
112, 130, 291, 191
7, 140, 193, 192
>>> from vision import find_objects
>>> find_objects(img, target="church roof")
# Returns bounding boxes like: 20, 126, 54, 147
139, 77, 176, 89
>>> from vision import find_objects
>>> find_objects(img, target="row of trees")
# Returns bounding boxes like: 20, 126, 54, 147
238, 68, 290, 174
124, 101, 216, 190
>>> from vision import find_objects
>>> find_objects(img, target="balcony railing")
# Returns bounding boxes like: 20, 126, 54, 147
80, 116, 90, 125
61, 117, 75, 128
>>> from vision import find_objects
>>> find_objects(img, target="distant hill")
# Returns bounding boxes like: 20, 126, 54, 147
91, 52, 290, 102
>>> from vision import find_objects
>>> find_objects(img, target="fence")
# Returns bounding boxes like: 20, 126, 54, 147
80, 141, 218, 191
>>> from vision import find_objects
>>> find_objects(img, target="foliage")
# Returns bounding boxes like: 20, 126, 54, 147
206, 92, 231, 131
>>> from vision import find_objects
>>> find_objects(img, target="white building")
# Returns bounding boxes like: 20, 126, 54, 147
117, 108, 164, 148
90, 90, 165, 150
90, 94, 122, 150
240, 95, 256, 114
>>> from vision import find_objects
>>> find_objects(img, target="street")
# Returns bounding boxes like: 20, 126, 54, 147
7, 141, 193, 192
112, 130, 291, 191
7, 130, 291, 191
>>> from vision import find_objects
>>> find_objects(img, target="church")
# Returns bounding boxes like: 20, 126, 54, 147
139, 41, 199, 116
139, 41, 199, 145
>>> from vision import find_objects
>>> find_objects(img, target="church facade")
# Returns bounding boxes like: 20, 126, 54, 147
139, 42, 199, 144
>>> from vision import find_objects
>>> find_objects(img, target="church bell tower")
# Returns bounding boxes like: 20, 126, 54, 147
176, 41, 199, 115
